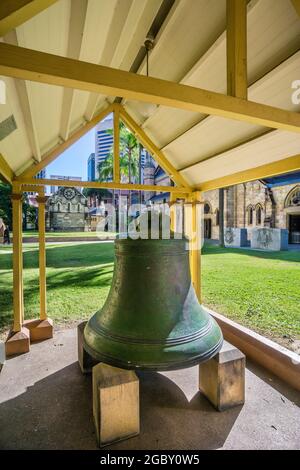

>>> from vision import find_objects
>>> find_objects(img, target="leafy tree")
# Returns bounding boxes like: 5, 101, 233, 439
98, 122, 139, 184
82, 187, 112, 202
0, 181, 12, 228
0, 182, 38, 230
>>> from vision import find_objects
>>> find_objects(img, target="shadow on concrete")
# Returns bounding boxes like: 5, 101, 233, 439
0, 363, 241, 450
245, 359, 300, 406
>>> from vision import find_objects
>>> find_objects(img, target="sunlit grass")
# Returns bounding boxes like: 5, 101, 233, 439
202, 244, 300, 339
0, 242, 114, 329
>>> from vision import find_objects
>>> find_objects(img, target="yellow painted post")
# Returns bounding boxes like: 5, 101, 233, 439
189, 191, 202, 302
113, 106, 120, 184
36, 188, 47, 320
169, 192, 178, 232
11, 189, 24, 332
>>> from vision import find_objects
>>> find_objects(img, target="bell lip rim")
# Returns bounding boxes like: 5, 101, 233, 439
82, 335, 223, 371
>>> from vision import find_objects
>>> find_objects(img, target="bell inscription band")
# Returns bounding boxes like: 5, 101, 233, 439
84, 215, 223, 371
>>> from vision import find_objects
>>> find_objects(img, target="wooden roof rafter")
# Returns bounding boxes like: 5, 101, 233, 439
0, 0, 58, 37
0, 153, 14, 184
14, 102, 191, 191
196, 154, 300, 192
1, 43, 300, 134
16, 103, 115, 179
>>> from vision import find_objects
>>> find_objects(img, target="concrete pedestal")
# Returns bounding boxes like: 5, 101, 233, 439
224, 227, 248, 248
251, 228, 288, 251
92, 363, 140, 447
24, 318, 53, 342
199, 340, 245, 411
5, 327, 30, 356
77, 321, 98, 373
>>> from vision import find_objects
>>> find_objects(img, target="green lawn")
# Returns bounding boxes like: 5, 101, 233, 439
201, 245, 300, 340
0, 242, 114, 329
0, 243, 299, 344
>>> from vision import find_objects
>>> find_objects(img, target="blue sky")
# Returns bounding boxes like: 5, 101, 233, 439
46, 127, 95, 180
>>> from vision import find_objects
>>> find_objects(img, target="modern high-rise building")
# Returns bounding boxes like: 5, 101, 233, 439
35, 169, 46, 179
87, 153, 95, 181
95, 118, 114, 179
50, 175, 82, 194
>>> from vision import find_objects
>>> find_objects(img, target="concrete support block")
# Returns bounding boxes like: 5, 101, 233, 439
5, 327, 30, 356
199, 340, 245, 411
224, 227, 248, 248
92, 362, 140, 447
77, 321, 98, 373
251, 228, 288, 251
24, 318, 53, 342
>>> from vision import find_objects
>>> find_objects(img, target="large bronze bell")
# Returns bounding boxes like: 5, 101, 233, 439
84, 214, 223, 371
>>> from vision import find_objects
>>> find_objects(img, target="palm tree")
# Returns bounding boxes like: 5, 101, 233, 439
97, 122, 140, 207
119, 123, 139, 185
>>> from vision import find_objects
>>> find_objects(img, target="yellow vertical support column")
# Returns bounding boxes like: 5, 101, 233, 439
169, 192, 178, 232
189, 191, 202, 302
113, 106, 120, 184
25, 186, 53, 343
11, 188, 23, 331
37, 188, 47, 320
5, 185, 30, 356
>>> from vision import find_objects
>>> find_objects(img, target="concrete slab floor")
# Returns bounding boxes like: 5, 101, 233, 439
0, 328, 299, 450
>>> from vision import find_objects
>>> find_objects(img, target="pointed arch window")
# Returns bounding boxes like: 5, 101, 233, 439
285, 187, 300, 207
247, 206, 253, 225
256, 205, 262, 225
204, 203, 211, 214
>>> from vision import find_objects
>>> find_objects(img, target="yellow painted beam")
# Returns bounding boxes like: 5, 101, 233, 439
118, 105, 191, 188
17, 103, 114, 179
17, 177, 191, 194
0, 153, 14, 183
0, 0, 58, 37
113, 106, 120, 184
291, 0, 300, 17
11, 190, 24, 332
227, 0, 247, 99
36, 187, 47, 321
197, 154, 300, 192
1, 43, 300, 134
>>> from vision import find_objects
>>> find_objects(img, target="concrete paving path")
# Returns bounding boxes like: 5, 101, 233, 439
0, 328, 299, 450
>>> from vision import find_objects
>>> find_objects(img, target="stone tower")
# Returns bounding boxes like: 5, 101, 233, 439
143, 155, 156, 203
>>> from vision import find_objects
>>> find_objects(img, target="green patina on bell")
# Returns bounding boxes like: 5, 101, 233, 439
84, 214, 223, 371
